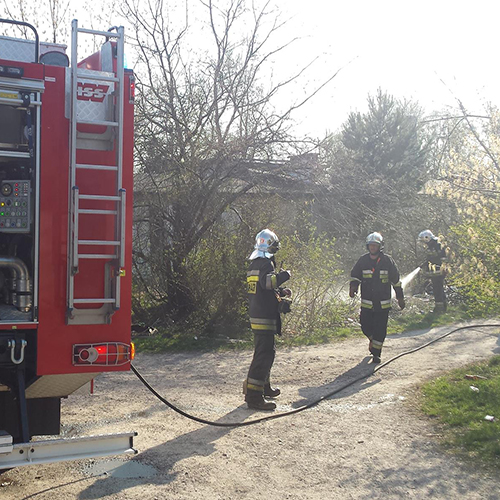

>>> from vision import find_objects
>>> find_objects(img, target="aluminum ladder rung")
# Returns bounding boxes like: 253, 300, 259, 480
78, 240, 120, 246
76, 71, 119, 83
77, 119, 118, 127
78, 209, 118, 215
76, 163, 118, 171
77, 254, 117, 259
79, 194, 121, 201
77, 27, 122, 38
73, 298, 116, 304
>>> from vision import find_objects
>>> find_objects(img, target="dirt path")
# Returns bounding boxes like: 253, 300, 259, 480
2, 320, 500, 499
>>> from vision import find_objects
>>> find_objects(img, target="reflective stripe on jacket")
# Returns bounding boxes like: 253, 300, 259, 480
247, 257, 290, 333
350, 252, 403, 311
423, 239, 448, 276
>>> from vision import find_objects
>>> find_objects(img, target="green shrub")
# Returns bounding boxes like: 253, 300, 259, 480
449, 216, 500, 317
277, 230, 350, 337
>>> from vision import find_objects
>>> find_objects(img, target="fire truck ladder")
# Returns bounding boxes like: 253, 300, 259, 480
67, 20, 126, 325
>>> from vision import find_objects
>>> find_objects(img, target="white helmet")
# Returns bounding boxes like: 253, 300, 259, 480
249, 229, 280, 260
418, 230, 436, 243
366, 232, 384, 250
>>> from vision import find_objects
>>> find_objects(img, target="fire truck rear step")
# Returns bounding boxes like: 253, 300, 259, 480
0, 432, 137, 470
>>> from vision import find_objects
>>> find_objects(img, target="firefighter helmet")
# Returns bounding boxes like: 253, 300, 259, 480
249, 229, 280, 260
366, 232, 384, 250
418, 230, 436, 243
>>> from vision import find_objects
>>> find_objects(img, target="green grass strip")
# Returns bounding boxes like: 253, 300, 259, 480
421, 356, 500, 467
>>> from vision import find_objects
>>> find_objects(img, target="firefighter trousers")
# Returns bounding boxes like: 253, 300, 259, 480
360, 308, 390, 357
431, 275, 447, 312
246, 332, 276, 399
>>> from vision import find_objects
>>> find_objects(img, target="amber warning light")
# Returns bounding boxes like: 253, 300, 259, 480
73, 342, 134, 366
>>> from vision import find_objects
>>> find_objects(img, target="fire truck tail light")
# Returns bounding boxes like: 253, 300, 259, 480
73, 342, 132, 366
129, 75, 135, 104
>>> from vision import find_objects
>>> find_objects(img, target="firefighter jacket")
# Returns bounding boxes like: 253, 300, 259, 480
247, 257, 290, 334
350, 252, 403, 311
425, 239, 447, 265
422, 238, 448, 276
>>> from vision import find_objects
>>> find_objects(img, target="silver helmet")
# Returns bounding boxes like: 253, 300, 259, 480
418, 230, 436, 243
366, 232, 384, 250
249, 229, 280, 260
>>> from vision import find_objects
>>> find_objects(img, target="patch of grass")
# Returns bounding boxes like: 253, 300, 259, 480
134, 323, 359, 353
387, 304, 472, 336
134, 327, 254, 353
278, 325, 361, 348
133, 331, 200, 353
133, 304, 474, 354
421, 356, 500, 468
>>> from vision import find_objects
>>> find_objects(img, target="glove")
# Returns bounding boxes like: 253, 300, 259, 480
398, 297, 405, 310
349, 283, 358, 298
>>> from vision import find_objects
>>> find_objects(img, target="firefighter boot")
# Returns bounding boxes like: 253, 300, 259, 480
243, 378, 280, 396
369, 339, 382, 363
245, 389, 276, 411
264, 383, 281, 398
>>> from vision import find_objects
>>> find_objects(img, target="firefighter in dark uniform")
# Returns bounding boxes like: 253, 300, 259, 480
244, 229, 291, 411
418, 230, 448, 313
349, 232, 405, 363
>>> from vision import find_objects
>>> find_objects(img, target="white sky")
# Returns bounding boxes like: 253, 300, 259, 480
282, 0, 500, 136
3, 0, 498, 138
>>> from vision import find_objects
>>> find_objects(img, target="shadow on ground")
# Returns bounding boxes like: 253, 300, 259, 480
77, 407, 244, 499
293, 356, 380, 408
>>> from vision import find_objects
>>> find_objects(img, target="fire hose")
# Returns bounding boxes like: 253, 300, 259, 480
131, 322, 500, 428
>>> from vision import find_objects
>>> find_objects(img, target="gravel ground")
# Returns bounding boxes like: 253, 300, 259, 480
1, 320, 500, 499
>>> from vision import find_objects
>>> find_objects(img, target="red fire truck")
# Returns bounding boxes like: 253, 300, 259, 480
0, 18, 136, 468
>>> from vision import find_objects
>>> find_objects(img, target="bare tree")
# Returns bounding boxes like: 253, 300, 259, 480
0, 0, 73, 43
123, 0, 335, 319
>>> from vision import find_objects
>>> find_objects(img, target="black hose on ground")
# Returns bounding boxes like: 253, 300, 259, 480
131, 323, 500, 428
